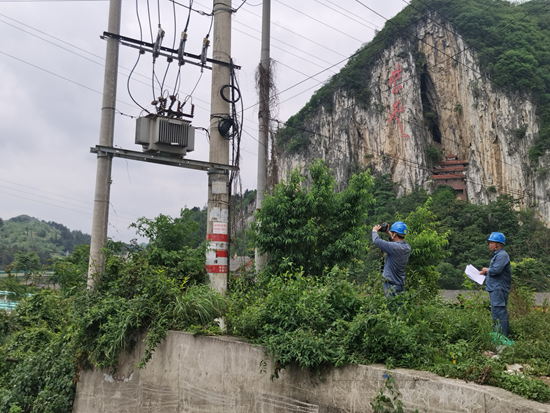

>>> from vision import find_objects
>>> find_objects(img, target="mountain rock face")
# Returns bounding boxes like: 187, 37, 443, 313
277, 15, 550, 222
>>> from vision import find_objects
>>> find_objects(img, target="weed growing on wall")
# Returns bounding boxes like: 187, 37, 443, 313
0, 209, 226, 412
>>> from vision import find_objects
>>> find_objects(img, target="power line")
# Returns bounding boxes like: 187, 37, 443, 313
243, 0, 460, 111
193, 0, 349, 58
232, 19, 341, 69
0, 49, 137, 109
232, 26, 340, 74
0, 179, 141, 219
313, 0, 380, 32
275, 0, 366, 44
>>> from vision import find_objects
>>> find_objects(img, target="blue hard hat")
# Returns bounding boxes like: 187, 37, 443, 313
390, 221, 408, 236
487, 232, 505, 245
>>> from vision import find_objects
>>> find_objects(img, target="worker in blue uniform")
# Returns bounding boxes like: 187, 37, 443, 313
480, 232, 512, 337
371, 222, 412, 297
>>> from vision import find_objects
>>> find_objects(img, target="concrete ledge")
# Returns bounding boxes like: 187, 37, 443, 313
73, 331, 550, 413
440, 290, 550, 306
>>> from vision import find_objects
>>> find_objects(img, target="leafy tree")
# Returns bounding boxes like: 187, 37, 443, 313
13, 252, 41, 284
253, 159, 375, 276
51, 244, 90, 292
403, 199, 450, 299
130, 208, 208, 283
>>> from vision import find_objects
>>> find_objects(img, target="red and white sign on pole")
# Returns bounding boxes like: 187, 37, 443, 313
206, 207, 229, 275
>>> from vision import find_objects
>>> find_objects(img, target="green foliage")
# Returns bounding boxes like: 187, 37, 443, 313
227, 262, 550, 402
0, 291, 75, 412
367, 183, 550, 291
0, 210, 224, 412
50, 244, 89, 292
512, 125, 528, 140
403, 200, 450, 299
276, 0, 550, 162
130, 208, 208, 283
426, 146, 443, 163
253, 160, 375, 277
0, 215, 90, 270
371, 373, 418, 413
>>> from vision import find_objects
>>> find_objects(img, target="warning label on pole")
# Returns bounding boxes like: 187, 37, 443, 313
213, 222, 228, 234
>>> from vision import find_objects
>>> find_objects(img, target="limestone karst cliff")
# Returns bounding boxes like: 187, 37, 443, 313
276, 1, 550, 223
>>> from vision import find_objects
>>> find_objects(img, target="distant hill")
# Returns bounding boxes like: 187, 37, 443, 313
0, 215, 91, 270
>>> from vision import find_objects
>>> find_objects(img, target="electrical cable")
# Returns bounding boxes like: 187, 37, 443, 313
315, 0, 380, 31
0, 13, 208, 114
0, 50, 136, 109
242, 0, 459, 111
0, 179, 141, 220
193, 0, 348, 58
231, 24, 341, 71
275, 0, 365, 43
146, 0, 154, 43
233, 0, 248, 13
173, 0, 194, 95
127, 0, 150, 114
157, 0, 162, 28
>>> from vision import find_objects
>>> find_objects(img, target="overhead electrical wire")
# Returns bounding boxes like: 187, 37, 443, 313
192, 0, 349, 58
242, 0, 460, 111
0, 12, 209, 114
0, 49, 136, 109
275, 0, 366, 43
232, 19, 341, 69
232, 26, 340, 74
315, 0, 380, 31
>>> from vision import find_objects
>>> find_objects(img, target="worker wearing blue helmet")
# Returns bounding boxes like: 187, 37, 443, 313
480, 232, 512, 337
372, 221, 412, 297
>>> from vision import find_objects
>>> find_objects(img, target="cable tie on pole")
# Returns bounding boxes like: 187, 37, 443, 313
152, 25, 165, 63
178, 31, 188, 66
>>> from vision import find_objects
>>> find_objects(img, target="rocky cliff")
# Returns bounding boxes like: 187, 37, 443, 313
276, 7, 550, 222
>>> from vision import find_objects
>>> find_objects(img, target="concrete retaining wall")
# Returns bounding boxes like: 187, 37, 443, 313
440, 290, 550, 306
73, 332, 550, 413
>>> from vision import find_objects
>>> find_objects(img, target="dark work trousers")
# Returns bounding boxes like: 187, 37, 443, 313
489, 289, 510, 337
383, 282, 405, 298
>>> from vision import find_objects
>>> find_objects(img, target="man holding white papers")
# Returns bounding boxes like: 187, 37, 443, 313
479, 232, 512, 337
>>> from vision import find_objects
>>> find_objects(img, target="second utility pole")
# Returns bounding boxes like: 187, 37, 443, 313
87, 0, 122, 289
206, 0, 232, 293
255, 0, 270, 273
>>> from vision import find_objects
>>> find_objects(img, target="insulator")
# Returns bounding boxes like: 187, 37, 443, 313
152, 26, 165, 63
177, 31, 188, 66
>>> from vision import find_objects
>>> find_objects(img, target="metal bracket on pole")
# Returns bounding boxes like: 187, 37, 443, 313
90, 145, 237, 172
101, 32, 241, 70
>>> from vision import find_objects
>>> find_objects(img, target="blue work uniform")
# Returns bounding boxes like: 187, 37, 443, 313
372, 231, 411, 297
485, 248, 512, 337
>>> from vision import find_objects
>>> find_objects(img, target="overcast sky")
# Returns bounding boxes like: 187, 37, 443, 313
0, 0, 405, 242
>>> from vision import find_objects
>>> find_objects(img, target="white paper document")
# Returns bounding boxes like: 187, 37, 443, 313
464, 264, 486, 285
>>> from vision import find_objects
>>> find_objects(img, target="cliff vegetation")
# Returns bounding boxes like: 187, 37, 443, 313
277, 0, 550, 162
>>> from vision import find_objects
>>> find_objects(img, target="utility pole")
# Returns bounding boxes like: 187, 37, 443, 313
87, 0, 122, 289
206, 0, 232, 293
255, 0, 270, 272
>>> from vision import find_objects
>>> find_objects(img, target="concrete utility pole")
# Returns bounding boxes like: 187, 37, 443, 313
206, 0, 232, 293
255, 0, 270, 273
87, 0, 122, 289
